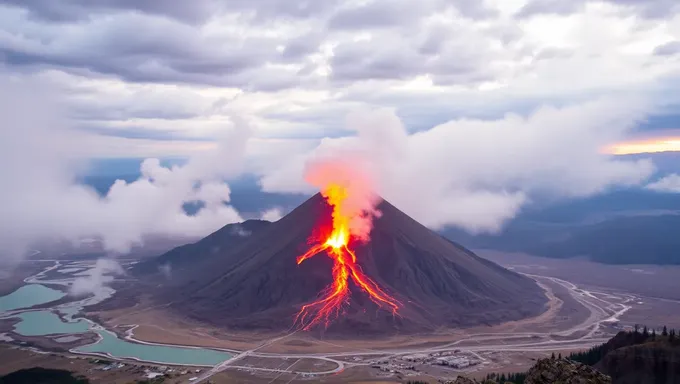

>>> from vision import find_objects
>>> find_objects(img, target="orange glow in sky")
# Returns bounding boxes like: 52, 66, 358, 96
604, 137, 680, 155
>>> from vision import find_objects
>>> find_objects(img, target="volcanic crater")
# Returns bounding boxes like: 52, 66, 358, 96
140, 193, 548, 336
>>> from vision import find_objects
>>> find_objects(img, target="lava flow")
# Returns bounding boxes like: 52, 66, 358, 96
294, 184, 401, 330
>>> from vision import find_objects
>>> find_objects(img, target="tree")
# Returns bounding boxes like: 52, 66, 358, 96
643, 326, 649, 337
635, 324, 640, 333
670, 329, 676, 343
551, 352, 556, 359
662, 326, 668, 336
652, 329, 657, 340
558, 353, 562, 359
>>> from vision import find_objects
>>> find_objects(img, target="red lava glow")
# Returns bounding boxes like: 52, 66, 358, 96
294, 184, 400, 330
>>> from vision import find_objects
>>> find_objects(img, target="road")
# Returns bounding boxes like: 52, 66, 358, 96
9, 261, 635, 383
184, 272, 636, 383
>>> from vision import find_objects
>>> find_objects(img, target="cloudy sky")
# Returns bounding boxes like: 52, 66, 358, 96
1, 0, 680, 258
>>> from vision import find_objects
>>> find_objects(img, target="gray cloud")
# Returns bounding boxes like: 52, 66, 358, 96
1, 0, 340, 24
517, 0, 680, 18
654, 41, 680, 57
0, 75, 249, 262
1, 0, 218, 24
327, 0, 496, 31
78, 126, 216, 142
328, 0, 429, 30
449, 0, 498, 19
259, 100, 656, 233
329, 27, 495, 85
0, 9, 313, 91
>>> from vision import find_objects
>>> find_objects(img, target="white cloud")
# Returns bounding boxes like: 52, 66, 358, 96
260, 207, 284, 222
260, 101, 656, 233
0, 75, 247, 261
70, 258, 124, 297
647, 174, 680, 192
0, 0, 678, 251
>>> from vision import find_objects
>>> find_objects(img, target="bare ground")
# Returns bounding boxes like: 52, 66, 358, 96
0, 261, 53, 296
86, 274, 584, 356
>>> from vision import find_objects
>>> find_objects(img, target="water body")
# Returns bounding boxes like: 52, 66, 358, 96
76, 330, 233, 366
1, 279, 233, 366
12, 311, 90, 336
0, 284, 65, 312
57, 268, 85, 274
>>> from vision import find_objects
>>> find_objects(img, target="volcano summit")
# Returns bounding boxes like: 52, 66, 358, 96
143, 193, 547, 335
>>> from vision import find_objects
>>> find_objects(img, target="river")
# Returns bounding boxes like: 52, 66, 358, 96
0, 261, 233, 367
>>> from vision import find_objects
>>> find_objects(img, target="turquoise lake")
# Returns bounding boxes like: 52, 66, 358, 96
75, 330, 233, 366
2, 283, 232, 366
0, 284, 65, 312
12, 311, 90, 336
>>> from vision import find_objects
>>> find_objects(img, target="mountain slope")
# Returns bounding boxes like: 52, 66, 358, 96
133, 219, 272, 275
154, 194, 548, 334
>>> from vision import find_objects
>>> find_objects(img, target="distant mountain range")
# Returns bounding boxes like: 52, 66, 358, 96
443, 190, 680, 265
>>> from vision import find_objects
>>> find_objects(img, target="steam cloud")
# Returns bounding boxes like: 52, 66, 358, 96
0, 75, 247, 263
260, 207, 284, 222
0, 73, 660, 263
261, 102, 656, 233
70, 258, 125, 297
304, 158, 381, 241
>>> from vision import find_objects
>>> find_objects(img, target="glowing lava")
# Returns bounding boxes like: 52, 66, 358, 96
294, 184, 400, 330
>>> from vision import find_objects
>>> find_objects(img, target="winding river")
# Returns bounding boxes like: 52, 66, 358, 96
0, 261, 233, 367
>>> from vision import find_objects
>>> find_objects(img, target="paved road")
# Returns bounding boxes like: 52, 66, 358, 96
186, 272, 635, 382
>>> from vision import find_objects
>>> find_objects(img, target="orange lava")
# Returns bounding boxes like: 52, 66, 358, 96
294, 184, 400, 330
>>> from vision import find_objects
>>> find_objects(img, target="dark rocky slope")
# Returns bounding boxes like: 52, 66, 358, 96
145, 194, 547, 335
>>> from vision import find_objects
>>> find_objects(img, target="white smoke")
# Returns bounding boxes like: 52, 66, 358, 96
304, 157, 381, 241
260, 207, 284, 222
70, 258, 125, 297
0, 74, 248, 262
647, 174, 680, 193
230, 225, 251, 237
260, 101, 656, 233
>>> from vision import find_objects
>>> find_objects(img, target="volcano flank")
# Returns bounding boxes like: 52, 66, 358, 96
147, 194, 547, 335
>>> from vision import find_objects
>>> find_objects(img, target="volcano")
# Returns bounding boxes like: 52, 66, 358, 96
150, 194, 547, 335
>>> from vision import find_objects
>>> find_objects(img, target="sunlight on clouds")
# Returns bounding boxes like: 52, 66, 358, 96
605, 137, 680, 155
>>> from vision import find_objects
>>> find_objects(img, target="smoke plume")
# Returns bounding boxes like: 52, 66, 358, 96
70, 258, 125, 297
304, 157, 381, 241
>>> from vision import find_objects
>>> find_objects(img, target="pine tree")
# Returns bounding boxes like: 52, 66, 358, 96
670, 329, 676, 343
652, 329, 656, 340
643, 326, 649, 337
662, 326, 668, 336
558, 353, 562, 359
551, 352, 556, 359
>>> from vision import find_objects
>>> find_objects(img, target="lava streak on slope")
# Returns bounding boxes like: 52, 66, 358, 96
294, 184, 401, 330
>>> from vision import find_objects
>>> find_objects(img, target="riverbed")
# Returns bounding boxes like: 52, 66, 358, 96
0, 261, 233, 367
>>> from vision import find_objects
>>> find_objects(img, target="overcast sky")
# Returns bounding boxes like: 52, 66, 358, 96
1, 0, 680, 258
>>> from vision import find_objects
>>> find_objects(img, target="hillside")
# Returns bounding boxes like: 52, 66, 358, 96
144, 193, 548, 335
569, 327, 680, 383
444, 214, 680, 265
133, 219, 271, 275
